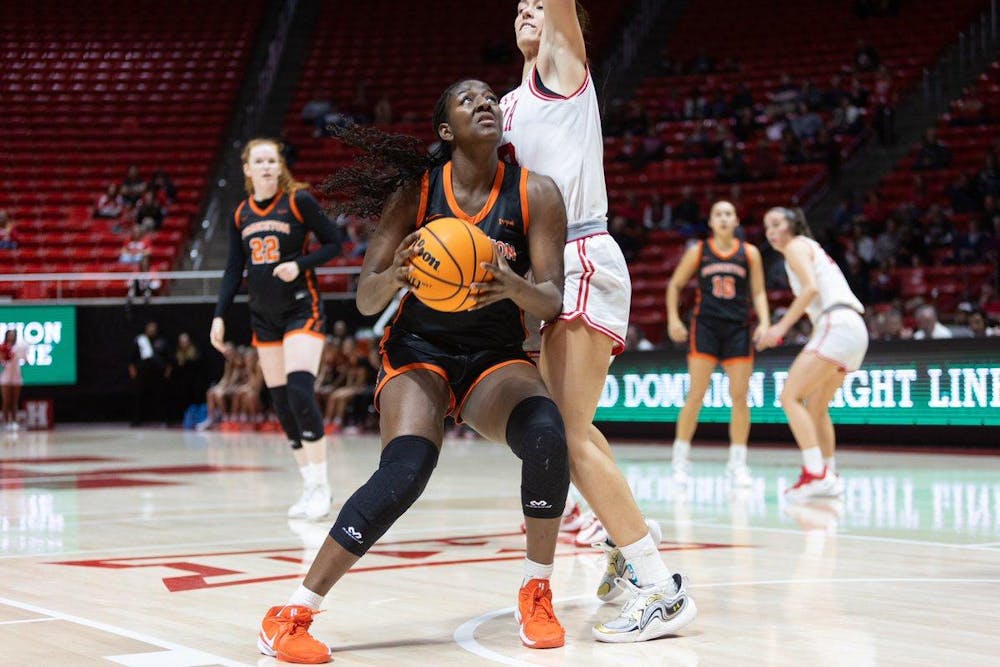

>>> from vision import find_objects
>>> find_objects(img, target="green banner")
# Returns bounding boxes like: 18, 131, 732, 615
0, 305, 77, 385
596, 339, 1000, 426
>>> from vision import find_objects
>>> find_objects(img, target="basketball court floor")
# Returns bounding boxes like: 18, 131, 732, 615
1, 426, 998, 666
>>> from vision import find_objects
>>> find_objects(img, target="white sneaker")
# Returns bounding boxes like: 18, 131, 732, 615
785, 467, 838, 503
303, 484, 331, 521
287, 485, 313, 519
594, 518, 662, 602
829, 473, 846, 496
726, 462, 753, 488
593, 573, 697, 643
574, 512, 607, 547
672, 458, 691, 486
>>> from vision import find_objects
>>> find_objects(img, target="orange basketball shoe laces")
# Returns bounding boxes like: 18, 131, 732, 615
258, 605, 331, 664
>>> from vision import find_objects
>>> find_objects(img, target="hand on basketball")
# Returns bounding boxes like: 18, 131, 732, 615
273, 261, 300, 282
756, 324, 785, 350
469, 250, 517, 309
209, 317, 227, 354
668, 320, 688, 343
392, 231, 421, 288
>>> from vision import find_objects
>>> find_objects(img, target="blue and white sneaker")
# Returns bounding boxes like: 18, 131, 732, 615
592, 573, 697, 643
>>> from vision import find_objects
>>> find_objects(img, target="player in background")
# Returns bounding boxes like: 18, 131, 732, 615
211, 138, 342, 521
758, 207, 868, 501
0, 329, 28, 431
666, 201, 769, 487
257, 79, 572, 663
502, 0, 696, 643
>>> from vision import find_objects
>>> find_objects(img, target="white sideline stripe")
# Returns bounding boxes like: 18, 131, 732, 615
454, 578, 1000, 665
107, 649, 227, 666
0, 617, 59, 625
0, 596, 251, 667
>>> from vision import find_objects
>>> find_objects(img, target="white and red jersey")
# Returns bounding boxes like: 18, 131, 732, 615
500, 66, 608, 232
785, 236, 864, 324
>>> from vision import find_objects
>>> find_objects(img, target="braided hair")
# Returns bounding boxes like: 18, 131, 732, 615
322, 80, 467, 219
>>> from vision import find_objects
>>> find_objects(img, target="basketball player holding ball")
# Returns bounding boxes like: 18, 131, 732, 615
257, 79, 573, 663
211, 138, 342, 522
502, 0, 697, 642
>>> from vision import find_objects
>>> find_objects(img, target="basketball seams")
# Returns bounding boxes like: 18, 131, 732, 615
411, 217, 496, 312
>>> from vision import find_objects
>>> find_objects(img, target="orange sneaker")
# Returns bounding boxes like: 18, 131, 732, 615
257, 605, 331, 664
515, 579, 565, 649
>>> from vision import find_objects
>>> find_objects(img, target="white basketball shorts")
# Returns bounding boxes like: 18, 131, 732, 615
805, 307, 869, 372
541, 232, 631, 355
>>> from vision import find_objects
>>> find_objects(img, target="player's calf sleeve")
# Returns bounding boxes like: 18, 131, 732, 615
268, 385, 302, 449
506, 396, 569, 519
286, 371, 325, 442
331, 435, 439, 557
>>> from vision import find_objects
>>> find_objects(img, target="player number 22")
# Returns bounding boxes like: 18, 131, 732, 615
249, 236, 280, 264
711, 275, 736, 299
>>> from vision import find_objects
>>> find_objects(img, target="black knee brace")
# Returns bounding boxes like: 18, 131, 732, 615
286, 371, 325, 442
331, 435, 439, 557
268, 385, 301, 449
506, 396, 569, 519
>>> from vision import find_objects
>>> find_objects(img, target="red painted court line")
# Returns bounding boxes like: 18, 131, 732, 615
0, 456, 124, 464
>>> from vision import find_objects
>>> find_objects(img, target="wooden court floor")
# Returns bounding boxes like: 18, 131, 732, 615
1, 426, 999, 666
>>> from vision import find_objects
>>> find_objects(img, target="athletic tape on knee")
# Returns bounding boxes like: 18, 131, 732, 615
286, 371, 325, 442
331, 435, 439, 557
506, 396, 569, 519
268, 385, 301, 449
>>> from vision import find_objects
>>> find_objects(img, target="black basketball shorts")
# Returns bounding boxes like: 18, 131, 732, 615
689, 315, 752, 364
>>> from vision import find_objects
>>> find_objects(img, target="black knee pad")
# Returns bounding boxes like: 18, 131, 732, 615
506, 396, 569, 519
286, 371, 325, 442
268, 385, 301, 449
331, 435, 439, 557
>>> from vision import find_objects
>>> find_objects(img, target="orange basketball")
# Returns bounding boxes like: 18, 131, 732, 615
408, 217, 496, 312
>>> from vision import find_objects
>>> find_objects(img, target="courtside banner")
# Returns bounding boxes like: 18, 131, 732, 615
0, 305, 78, 385
596, 339, 1000, 426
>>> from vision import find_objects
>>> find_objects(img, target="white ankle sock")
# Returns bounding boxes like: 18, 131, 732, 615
728, 443, 748, 466
620, 533, 673, 590
308, 462, 329, 488
802, 447, 824, 475
824, 456, 836, 473
522, 557, 553, 586
672, 439, 691, 464
298, 465, 311, 484
288, 584, 325, 610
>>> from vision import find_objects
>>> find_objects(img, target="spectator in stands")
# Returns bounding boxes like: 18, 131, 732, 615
953, 218, 988, 264
169, 332, 203, 424
128, 320, 170, 426
968, 308, 996, 337
872, 67, 896, 145
643, 193, 672, 230
799, 79, 824, 110
95, 184, 125, 219
913, 304, 952, 339
853, 38, 880, 72
150, 170, 177, 204
302, 91, 333, 128
780, 130, 807, 165
923, 205, 954, 248
869, 259, 898, 303
823, 74, 846, 111
322, 337, 375, 433
373, 94, 392, 125
750, 141, 779, 181
771, 73, 801, 111
625, 324, 654, 351
610, 213, 644, 262
790, 103, 822, 140
232, 347, 265, 426
831, 97, 864, 135
874, 218, 900, 264
844, 252, 872, 304
121, 165, 145, 205
0, 210, 17, 250
119, 227, 150, 265
913, 128, 952, 170
198, 343, 246, 430
716, 144, 749, 183
134, 190, 164, 231
875, 309, 911, 340
674, 186, 701, 227
315, 339, 346, 413
852, 221, 877, 266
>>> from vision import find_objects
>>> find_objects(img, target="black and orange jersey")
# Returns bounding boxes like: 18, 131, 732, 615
215, 189, 341, 318
390, 160, 532, 351
693, 238, 751, 323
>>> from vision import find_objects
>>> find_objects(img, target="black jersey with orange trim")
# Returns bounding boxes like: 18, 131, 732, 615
693, 239, 751, 323
390, 160, 532, 351
216, 189, 340, 318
